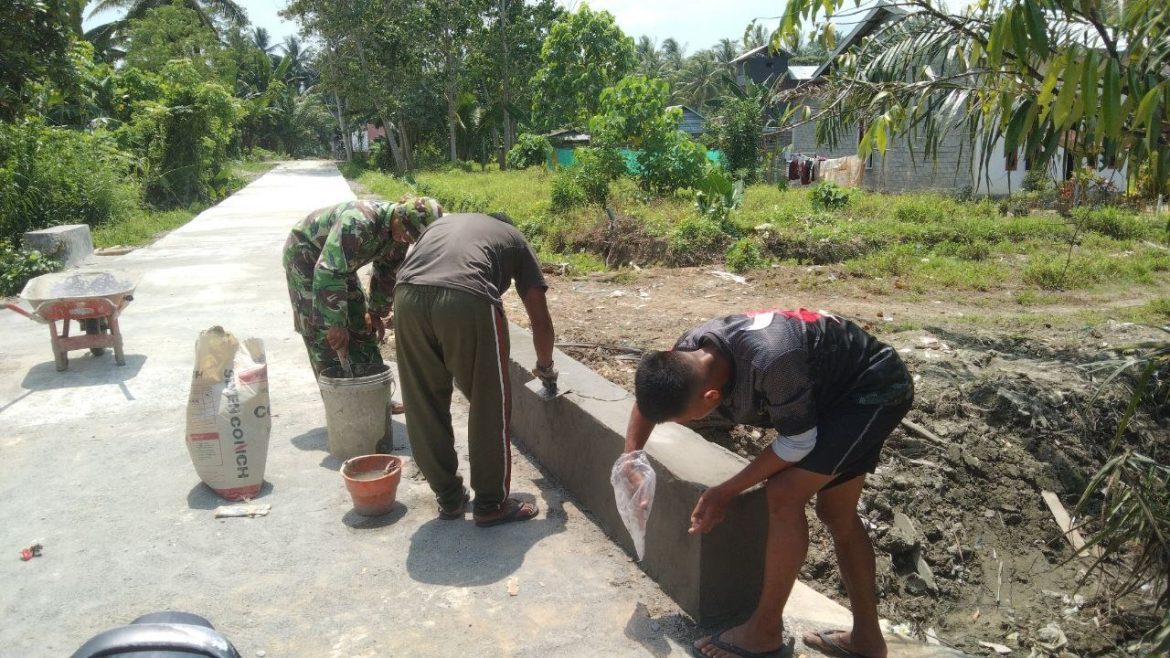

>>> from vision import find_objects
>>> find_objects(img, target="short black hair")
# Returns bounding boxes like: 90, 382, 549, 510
635, 350, 702, 423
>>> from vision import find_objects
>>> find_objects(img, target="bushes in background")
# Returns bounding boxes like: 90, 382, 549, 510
0, 241, 60, 296
0, 120, 139, 242
507, 133, 552, 170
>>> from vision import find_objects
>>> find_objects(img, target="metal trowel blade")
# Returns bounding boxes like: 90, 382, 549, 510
525, 378, 567, 401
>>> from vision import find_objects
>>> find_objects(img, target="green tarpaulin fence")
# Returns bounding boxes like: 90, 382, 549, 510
549, 147, 723, 171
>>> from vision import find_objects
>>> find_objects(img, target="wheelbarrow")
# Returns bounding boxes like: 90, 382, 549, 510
4, 270, 140, 372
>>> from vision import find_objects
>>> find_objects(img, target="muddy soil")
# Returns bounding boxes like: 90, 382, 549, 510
502, 265, 1169, 657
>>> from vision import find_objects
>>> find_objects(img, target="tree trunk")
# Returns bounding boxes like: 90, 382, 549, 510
444, 12, 461, 164
334, 92, 353, 161
353, 39, 406, 170
492, 125, 505, 169
499, 0, 514, 167
398, 120, 414, 171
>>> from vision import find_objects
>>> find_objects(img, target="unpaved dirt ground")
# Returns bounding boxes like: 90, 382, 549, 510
503, 264, 1169, 657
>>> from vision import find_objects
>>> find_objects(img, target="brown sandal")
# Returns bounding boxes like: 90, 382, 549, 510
474, 498, 538, 527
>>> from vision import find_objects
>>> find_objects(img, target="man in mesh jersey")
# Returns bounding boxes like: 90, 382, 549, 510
283, 195, 442, 380
623, 309, 913, 658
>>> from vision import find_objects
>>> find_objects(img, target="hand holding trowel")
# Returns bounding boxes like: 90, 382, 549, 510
526, 361, 565, 401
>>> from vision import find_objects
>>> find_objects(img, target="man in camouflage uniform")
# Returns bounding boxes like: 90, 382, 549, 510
283, 195, 443, 378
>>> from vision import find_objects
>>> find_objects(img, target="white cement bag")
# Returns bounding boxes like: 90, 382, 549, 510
611, 450, 656, 561
185, 326, 271, 501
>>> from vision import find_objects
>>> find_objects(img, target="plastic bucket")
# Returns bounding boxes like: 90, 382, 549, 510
318, 363, 395, 461
341, 454, 403, 516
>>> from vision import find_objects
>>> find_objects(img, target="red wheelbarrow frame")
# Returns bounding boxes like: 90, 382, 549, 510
5, 296, 131, 372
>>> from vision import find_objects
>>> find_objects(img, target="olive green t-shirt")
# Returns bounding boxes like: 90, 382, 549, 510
395, 213, 547, 306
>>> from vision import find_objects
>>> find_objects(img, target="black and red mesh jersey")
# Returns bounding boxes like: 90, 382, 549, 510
673, 308, 912, 437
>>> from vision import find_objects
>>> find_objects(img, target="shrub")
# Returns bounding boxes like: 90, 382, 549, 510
725, 238, 768, 273
0, 120, 139, 242
809, 181, 855, 211
550, 170, 586, 210
892, 197, 945, 224
1074, 207, 1148, 241
0, 241, 60, 296
412, 142, 445, 169
574, 147, 623, 206
507, 133, 552, 170
637, 130, 708, 194
118, 60, 240, 207
670, 215, 731, 264
1021, 168, 1052, 192
710, 97, 763, 180
935, 239, 991, 261
694, 165, 745, 222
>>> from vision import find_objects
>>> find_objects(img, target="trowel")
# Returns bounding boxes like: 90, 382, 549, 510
525, 377, 568, 401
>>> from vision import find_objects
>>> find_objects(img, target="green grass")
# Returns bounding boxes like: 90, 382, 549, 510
89, 159, 271, 248
92, 207, 201, 247
338, 164, 1170, 297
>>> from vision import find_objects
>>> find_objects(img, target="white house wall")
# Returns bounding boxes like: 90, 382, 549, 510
973, 137, 1128, 196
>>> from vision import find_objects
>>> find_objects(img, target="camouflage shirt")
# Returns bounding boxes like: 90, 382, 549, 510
286, 200, 408, 328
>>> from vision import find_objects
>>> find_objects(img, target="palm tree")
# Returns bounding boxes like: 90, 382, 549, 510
85, 0, 246, 43
635, 36, 664, 78
676, 50, 727, 112
251, 26, 275, 54
713, 38, 739, 66
281, 35, 317, 91
743, 22, 768, 50
660, 38, 685, 71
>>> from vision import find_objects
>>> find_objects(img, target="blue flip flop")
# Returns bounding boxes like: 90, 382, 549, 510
806, 630, 870, 658
691, 630, 793, 658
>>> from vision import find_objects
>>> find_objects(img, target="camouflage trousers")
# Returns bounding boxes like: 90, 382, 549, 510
283, 239, 384, 377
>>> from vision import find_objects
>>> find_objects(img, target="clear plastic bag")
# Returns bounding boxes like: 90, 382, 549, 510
610, 450, 657, 561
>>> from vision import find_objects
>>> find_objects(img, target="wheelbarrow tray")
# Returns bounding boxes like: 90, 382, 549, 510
19, 270, 140, 323
9, 270, 140, 371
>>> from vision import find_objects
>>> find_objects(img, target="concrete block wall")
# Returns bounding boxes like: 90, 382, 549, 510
506, 324, 769, 624
790, 103, 976, 193
23, 224, 94, 268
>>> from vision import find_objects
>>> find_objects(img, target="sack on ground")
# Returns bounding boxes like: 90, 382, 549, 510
610, 450, 657, 561
185, 326, 271, 501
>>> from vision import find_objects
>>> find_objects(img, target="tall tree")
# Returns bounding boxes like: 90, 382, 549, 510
636, 36, 665, 78
742, 21, 768, 50
284, 0, 425, 170
424, 0, 489, 162
1, 0, 75, 120
251, 26, 274, 54
88, 0, 245, 27
466, 0, 561, 165
772, 0, 1170, 195
530, 5, 635, 131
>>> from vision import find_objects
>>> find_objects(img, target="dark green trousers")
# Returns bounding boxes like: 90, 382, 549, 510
394, 284, 513, 515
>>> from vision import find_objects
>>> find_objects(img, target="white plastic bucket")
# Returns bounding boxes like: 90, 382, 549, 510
317, 363, 394, 460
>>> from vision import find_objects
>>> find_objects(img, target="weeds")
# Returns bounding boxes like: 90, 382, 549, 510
331, 168, 1168, 298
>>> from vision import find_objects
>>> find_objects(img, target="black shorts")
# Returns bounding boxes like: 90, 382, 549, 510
797, 350, 914, 489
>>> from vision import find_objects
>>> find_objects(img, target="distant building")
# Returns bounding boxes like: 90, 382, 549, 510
731, 44, 792, 89
666, 105, 707, 138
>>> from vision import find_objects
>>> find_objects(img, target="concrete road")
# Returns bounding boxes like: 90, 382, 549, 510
0, 162, 962, 657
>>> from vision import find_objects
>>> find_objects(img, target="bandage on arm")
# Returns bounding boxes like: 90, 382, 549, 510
770, 427, 817, 462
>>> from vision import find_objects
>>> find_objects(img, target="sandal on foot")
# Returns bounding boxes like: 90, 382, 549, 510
691, 630, 792, 658
391, 402, 405, 415
804, 630, 870, 658
438, 489, 470, 520
473, 498, 538, 527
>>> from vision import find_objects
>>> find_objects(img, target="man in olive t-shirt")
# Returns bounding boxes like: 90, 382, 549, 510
394, 212, 557, 527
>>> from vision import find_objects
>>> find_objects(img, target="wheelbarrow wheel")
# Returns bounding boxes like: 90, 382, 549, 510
84, 318, 107, 356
